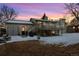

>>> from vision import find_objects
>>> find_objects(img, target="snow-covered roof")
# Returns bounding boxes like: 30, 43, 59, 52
6, 20, 33, 24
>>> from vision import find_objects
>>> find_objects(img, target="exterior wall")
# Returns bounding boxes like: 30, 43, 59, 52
6, 23, 32, 36
4, 19, 66, 36
31, 20, 66, 36
6, 24, 20, 36
58, 20, 67, 33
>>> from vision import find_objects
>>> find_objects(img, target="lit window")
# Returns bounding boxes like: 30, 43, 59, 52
73, 26, 75, 29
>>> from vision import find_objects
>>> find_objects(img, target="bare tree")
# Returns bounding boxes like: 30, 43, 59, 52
65, 3, 79, 20
0, 5, 17, 23
0, 4, 17, 38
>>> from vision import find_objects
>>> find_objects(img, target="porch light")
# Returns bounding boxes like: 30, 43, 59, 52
22, 27, 25, 31
78, 26, 79, 29
73, 26, 75, 29
52, 31, 55, 34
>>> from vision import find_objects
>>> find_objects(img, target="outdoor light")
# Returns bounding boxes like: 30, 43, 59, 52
73, 26, 75, 29
1, 26, 5, 28
78, 26, 79, 29
52, 31, 55, 34
22, 27, 25, 31
39, 22, 42, 23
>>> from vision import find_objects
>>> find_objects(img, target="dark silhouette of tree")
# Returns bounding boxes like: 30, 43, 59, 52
0, 4, 17, 37
65, 3, 79, 21
0, 5, 17, 23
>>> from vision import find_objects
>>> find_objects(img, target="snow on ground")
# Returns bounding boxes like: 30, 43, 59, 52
8, 36, 37, 42
40, 33, 79, 46
6, 33, 79, 46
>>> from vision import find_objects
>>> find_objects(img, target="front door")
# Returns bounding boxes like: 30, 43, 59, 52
20, 25, 28, 36
21, 26, 26, 35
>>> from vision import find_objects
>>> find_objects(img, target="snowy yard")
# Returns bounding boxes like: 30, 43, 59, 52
5, 33, 79, 46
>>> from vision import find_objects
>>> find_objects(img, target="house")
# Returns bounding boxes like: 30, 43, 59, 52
30, 13, 66, 36
0, 20, 33, 36
0, 13, 66, 36
67, 18, 79, 33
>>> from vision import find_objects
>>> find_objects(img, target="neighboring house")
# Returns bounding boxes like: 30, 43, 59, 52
67, 18, 79, 33
30, 13, 66, 36
0, 13, 66, 36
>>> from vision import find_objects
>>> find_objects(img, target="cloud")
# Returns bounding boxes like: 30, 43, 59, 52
16, 13, 65, 20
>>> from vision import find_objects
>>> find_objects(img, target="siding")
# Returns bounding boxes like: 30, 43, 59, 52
6, 24, 19, 36
6, 23, 32, 36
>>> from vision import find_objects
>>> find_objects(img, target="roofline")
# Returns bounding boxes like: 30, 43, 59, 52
5, 20, 33, 25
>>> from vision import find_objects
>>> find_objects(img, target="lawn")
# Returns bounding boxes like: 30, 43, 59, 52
0, 40, 79, 56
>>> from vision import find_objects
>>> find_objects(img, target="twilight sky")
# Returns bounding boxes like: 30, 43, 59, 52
0, 3, 67, 20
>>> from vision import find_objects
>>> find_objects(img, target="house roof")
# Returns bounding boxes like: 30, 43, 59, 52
30, 18, 60, 24
6, 20, 33, 25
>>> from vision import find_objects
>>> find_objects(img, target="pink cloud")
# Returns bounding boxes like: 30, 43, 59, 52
16, 13, 65, 20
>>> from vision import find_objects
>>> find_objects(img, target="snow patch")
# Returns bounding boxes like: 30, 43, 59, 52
4, 33, 79, 46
